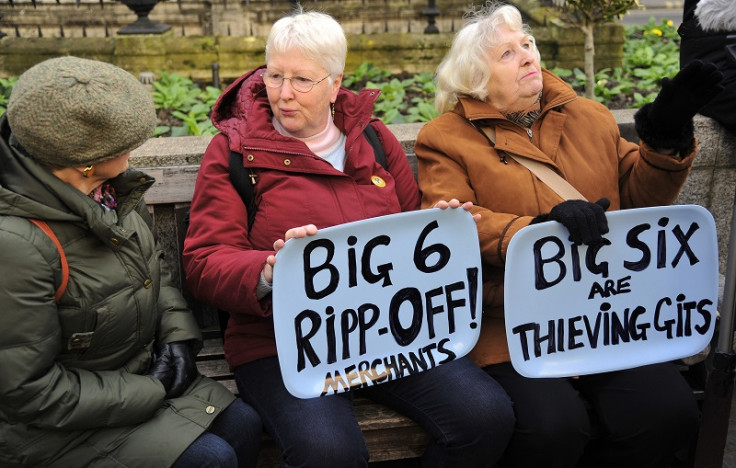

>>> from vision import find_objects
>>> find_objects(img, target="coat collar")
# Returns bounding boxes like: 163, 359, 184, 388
451, 69, 580, 167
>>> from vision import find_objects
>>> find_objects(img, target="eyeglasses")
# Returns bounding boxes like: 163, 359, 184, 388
261, 71, 330, 93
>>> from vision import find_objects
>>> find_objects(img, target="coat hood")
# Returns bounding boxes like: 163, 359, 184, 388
211, 65, 381, 154
695, 0, 736, 31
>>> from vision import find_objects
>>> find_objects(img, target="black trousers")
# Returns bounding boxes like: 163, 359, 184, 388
483, 361, 700, 468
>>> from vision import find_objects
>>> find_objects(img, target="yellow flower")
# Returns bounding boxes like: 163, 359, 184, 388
651, 28, 663, 36
667, 20, 673, 27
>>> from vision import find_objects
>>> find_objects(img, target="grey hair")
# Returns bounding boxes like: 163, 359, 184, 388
265, 7, 347, 79
434, 2, 540, 114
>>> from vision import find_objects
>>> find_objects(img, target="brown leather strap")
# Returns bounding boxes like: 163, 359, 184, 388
478, 126, 587, 202
29, 219, 69, 303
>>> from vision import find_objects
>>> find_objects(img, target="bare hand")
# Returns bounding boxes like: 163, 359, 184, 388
263, 224, 318, 283
434, 198, 481, 223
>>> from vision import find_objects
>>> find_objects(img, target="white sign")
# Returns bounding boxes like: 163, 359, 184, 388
273, 209, 482, 398
504, 205, 718, 378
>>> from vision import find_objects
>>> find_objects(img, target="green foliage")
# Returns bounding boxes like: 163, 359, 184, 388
0, 77, 17, 115
172, 104, 218, 137
368, 78, 408, 124
342, 62, 391, 88
345, 69, 438, 124
550, 18, 680, 108
152, 71, 203, 112
152, 71, 222, 137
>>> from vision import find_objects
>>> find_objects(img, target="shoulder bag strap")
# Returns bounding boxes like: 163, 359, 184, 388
477, 125, 587, 202
28, 218, 69, 303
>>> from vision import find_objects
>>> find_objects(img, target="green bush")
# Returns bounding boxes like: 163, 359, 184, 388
0, 77, 18, 115
548, 18, 681, 109
152, 71, 220, 137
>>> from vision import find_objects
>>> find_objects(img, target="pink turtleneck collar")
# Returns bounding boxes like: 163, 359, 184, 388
273, 111, 342, 156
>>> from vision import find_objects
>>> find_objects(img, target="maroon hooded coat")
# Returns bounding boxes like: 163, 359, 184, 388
183, 66, 421, 370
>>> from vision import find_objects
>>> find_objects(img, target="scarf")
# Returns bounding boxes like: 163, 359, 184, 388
504, 91, 543, 128
89, 183, 117, 211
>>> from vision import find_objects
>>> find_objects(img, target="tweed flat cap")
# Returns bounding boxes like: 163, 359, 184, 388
7, 56, 156, 167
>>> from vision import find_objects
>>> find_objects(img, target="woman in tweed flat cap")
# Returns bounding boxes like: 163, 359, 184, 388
0, 56, 261, 468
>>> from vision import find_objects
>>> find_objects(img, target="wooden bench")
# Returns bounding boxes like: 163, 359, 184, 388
139, 129, 715, 467
142, 162, 430, 467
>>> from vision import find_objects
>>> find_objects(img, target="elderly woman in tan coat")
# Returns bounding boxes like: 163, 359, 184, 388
415, 3, 724, 468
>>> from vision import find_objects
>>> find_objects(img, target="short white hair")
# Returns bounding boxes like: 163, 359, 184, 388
434, 2, 540, 114
266, 8, 347, 78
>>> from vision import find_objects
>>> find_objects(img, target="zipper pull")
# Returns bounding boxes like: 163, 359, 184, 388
249, 170, 257, 185
527, 128, 533, 140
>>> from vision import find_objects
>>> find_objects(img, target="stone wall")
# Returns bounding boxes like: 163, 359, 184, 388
0, 0, 625, 79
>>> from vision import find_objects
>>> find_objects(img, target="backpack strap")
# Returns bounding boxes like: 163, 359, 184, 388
228, 150, 257, 230
363, 124, 388, 170
28, 219, 68, 303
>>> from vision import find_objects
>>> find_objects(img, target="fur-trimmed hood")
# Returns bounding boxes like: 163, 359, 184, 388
696, 0, 736, 32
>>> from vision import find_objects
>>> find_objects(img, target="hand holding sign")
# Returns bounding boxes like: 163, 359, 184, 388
434, 199, 481, 223
263, 224, 318, 284
531, 198, 610, 245
272, 208, 483, 398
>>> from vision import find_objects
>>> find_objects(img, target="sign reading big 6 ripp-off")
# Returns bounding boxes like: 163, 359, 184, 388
504, 205, 718, 378
272, 208, 482, 399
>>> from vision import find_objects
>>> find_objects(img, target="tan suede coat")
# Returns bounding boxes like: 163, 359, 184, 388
415, 70, 696, 367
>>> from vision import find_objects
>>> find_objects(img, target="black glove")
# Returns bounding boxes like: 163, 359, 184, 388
147, 341, 199, 399
146, 344, 175, 393
634, 60, 724, 153
531, 198, 610, 245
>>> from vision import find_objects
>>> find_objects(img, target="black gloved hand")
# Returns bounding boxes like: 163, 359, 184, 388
147, 341, 199, 399
146, 345, 175, 394
634, 60, 724, 153
531, 198, 610, 245
167, 341, 199, 398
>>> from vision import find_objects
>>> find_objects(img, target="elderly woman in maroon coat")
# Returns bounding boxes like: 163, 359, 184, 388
183, 7, 515, 468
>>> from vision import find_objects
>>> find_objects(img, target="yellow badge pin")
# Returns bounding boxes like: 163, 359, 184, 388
371, 175, 386, 187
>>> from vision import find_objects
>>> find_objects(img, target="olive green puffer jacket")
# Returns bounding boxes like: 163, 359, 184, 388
0, 116, 235, 467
